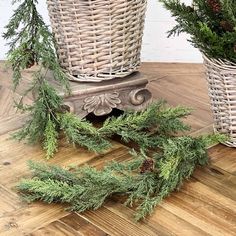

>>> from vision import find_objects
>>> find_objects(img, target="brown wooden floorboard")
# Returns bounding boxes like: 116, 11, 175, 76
0, 62, 235, 236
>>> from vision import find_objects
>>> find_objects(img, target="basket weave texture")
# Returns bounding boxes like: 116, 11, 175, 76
46, 0, 147, 82
203, 55, 236, 147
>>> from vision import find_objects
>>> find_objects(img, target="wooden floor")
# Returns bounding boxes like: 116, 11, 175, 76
0, 62, 235, 236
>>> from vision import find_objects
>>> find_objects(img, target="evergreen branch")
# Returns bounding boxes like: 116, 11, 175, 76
43, 117, 59, 159
27, 160, 80, 185
98, 101, 165, 136
98, 101, 191, 149
160, 0, 236, 62
58, 112, 111, 153
17, 133, 223, 220
3, 0, 70, 105
4, 0, 195, 159
13, 79, 62, 144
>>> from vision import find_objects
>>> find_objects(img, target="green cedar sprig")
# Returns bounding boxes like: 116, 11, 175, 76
160, 0, 236, 62
58, 112, 111, 153
3, 0, 68, 158
4, 0, 227, 161
5, 0, 229, 222
14, 94, 193, 158
18, 133, 226, 221
3, 0, 70, 91
2, 0, 193, 159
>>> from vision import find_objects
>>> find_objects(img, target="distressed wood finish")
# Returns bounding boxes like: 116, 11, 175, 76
0, 62, 235, 236
49, 72, 152, 118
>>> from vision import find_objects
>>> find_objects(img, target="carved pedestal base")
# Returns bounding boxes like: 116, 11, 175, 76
57, 72, 152, 118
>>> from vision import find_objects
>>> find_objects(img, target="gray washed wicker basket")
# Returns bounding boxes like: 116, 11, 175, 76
203, 55, 236, 147
46, 0, 147, 82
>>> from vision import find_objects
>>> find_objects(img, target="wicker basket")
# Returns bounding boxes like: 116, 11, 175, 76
203, 55, 236, 147
46, 0, 147, 82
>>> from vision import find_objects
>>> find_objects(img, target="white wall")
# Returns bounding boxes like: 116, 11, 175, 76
0, 0, 202, 63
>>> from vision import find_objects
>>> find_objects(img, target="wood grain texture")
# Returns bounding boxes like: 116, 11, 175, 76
0, 62, 235, 236
31, 220, 83, 236
59, 213, 109, 236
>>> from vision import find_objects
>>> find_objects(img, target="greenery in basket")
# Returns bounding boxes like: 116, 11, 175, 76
160, 0, 236, 62
3, 0, 227, 220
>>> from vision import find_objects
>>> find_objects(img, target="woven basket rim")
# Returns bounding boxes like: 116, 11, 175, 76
46, 0, 147, 82
203, 54, 236, 71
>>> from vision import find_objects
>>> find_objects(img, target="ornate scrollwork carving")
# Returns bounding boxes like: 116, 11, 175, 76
129, 88, 152, 106
83, 92, 121, 116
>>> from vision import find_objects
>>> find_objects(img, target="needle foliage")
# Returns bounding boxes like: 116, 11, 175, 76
160, 0, 236, 62
3, 0, 70, 158
3, 0, 70, 90
4, 0, 228, 221
4, 0, 193, 159
18, 133, 225, 221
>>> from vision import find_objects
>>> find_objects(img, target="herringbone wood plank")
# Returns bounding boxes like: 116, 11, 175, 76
0, 62, 235, 236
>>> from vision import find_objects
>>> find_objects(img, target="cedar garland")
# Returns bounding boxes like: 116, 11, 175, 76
3, 0, 227, 220
19, 132, 225, 221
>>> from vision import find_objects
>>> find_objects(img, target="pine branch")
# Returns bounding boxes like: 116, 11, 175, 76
4, 0, 198, 159
13, 95, 194, 158
17, 133, 224, 220
13, 79, 62, 145
98, 101, 191, 150
98, 101, 165, 136
43, 117, 59, 159
4, 1, 71, 158
3, 0, 70, 91
27, 160, 80, 184
58, 112, 111, 153
160, 0, 236, 62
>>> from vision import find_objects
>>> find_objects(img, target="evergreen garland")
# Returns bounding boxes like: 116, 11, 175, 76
3, 0, 70, 158
3, 0, 70, 90
4, 0, 194, 158
3, 0, 228, 221
18, 133, 225, 221
3, 0, 227, 159
160, 0, 236, 62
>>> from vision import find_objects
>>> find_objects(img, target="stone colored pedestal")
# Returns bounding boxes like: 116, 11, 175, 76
54, 72, 152, 118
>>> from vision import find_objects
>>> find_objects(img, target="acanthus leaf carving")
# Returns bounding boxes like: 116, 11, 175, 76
83, 92, 121, 116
